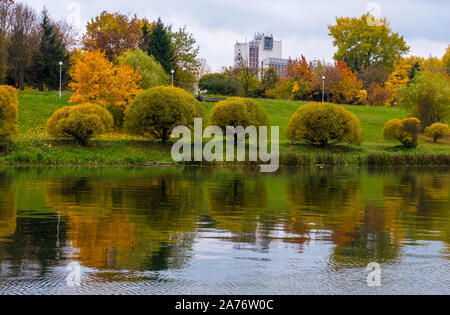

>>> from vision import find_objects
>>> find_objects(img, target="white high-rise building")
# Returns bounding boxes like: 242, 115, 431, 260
234, 33, 288, 78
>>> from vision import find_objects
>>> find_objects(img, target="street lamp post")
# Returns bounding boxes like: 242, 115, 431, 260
171, 69, 175, 86
322, 76, 326, 103
59, 61, 63, 99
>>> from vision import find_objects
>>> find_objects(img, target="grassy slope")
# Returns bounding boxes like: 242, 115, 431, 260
1, 91, 449, 166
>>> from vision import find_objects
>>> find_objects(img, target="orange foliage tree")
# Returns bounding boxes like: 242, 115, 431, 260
69, 50, 142, 108
318, 61, 364, 104
82, 11, 145, 61
287, 55, 314, 100
69, 50, 142, 126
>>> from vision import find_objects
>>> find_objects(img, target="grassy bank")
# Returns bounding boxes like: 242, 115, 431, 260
1, 91, 449, 166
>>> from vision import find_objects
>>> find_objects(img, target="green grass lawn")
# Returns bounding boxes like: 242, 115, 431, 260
1, 91, 448, 166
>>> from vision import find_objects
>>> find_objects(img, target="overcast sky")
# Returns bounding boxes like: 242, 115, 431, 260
24, 0, 450, 71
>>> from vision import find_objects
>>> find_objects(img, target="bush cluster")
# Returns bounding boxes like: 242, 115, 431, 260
0, 85, 19, 153
46, 103, 114, 145
286, 102, 362, 146
425, 123, 450, 143
124, 86, 204, 143
209, 97, 269, 130
199, 74, 241, 96
383, 117, 421, 148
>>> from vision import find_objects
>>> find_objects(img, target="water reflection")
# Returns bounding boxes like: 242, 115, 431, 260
44, 172, 205, 271
0, 172, 16, 239
0, 167, 448, 294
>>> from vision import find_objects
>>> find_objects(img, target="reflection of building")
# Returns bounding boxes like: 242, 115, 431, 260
234, 33, 289, 78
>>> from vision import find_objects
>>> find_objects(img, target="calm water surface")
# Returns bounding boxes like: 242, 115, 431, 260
0, 167, 449, 295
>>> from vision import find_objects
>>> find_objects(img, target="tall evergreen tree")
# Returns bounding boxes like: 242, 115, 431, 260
34, 9, 68, 90
147, 18, 176, 75
139, 23, 151, 53
408, 61, 421, 85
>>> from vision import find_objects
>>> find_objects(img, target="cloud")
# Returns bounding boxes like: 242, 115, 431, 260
23, 0, 450, 70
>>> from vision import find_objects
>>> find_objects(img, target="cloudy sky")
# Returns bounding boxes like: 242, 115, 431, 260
24, 0, 450, 71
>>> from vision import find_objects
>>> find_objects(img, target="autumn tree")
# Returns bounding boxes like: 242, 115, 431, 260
69, 50, 142, 126
358, 64, 390, 89
0, 0, 13, 84
287, 55, 314, 100
328, 14, 409, 71
317, 61, 364, 104
7, 3, 39, 90
367, 82, 391, 106
69, 50, 114, 106
82, 11, 141, 61
55, 19, 79, 51
425, 123, 450, 143
385, 59, 414, 106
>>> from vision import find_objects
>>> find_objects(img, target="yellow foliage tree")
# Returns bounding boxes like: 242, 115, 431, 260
69, 50, 142, 110
383, 117, 421, 148
425, 123, 450, 143
110, 65, 142, 107
385, 59, 412, 106
69, 50, 115, 106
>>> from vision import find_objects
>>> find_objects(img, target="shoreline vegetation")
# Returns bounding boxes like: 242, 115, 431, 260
1, 91, 449, 167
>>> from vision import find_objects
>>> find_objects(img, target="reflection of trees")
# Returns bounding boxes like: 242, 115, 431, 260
287, 170, 364, 245
383, 171, 450, 248
0, 172, 17, 239
330, 204, 401, 267
45, 174, 204, 271
287, 169, 402, 266
0, 171, 66, 275
207, 175, 272, 247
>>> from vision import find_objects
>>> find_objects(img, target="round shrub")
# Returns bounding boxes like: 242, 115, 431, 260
286, 102, 362, 146
425, 123, 450, 143
0, 85, 19, 153
46, 103, 113, 145
124, 86, 204, 143
383, 117, 421, 148
209, 97, 269, 130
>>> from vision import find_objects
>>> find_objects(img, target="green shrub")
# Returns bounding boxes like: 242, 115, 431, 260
46, 103, 113, 145
199, 73, 241, 96
399, 71, 450, 128
286, 102, 362, 146
124, 86, 204, 143
383, 117, 421, 148
117, 48, 169, 89
0, 85, 19, 153
425, 123, 450, 143
209, 97, 269, 130
265, 79, 295, 100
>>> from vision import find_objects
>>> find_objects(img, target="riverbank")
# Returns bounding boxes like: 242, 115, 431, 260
1, 91, 449, 166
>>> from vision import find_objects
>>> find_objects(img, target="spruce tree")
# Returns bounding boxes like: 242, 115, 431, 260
34, 9, 68, 90
139, 23, 151, 53
147, 18, 176, 75
408, 61, 421, 85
